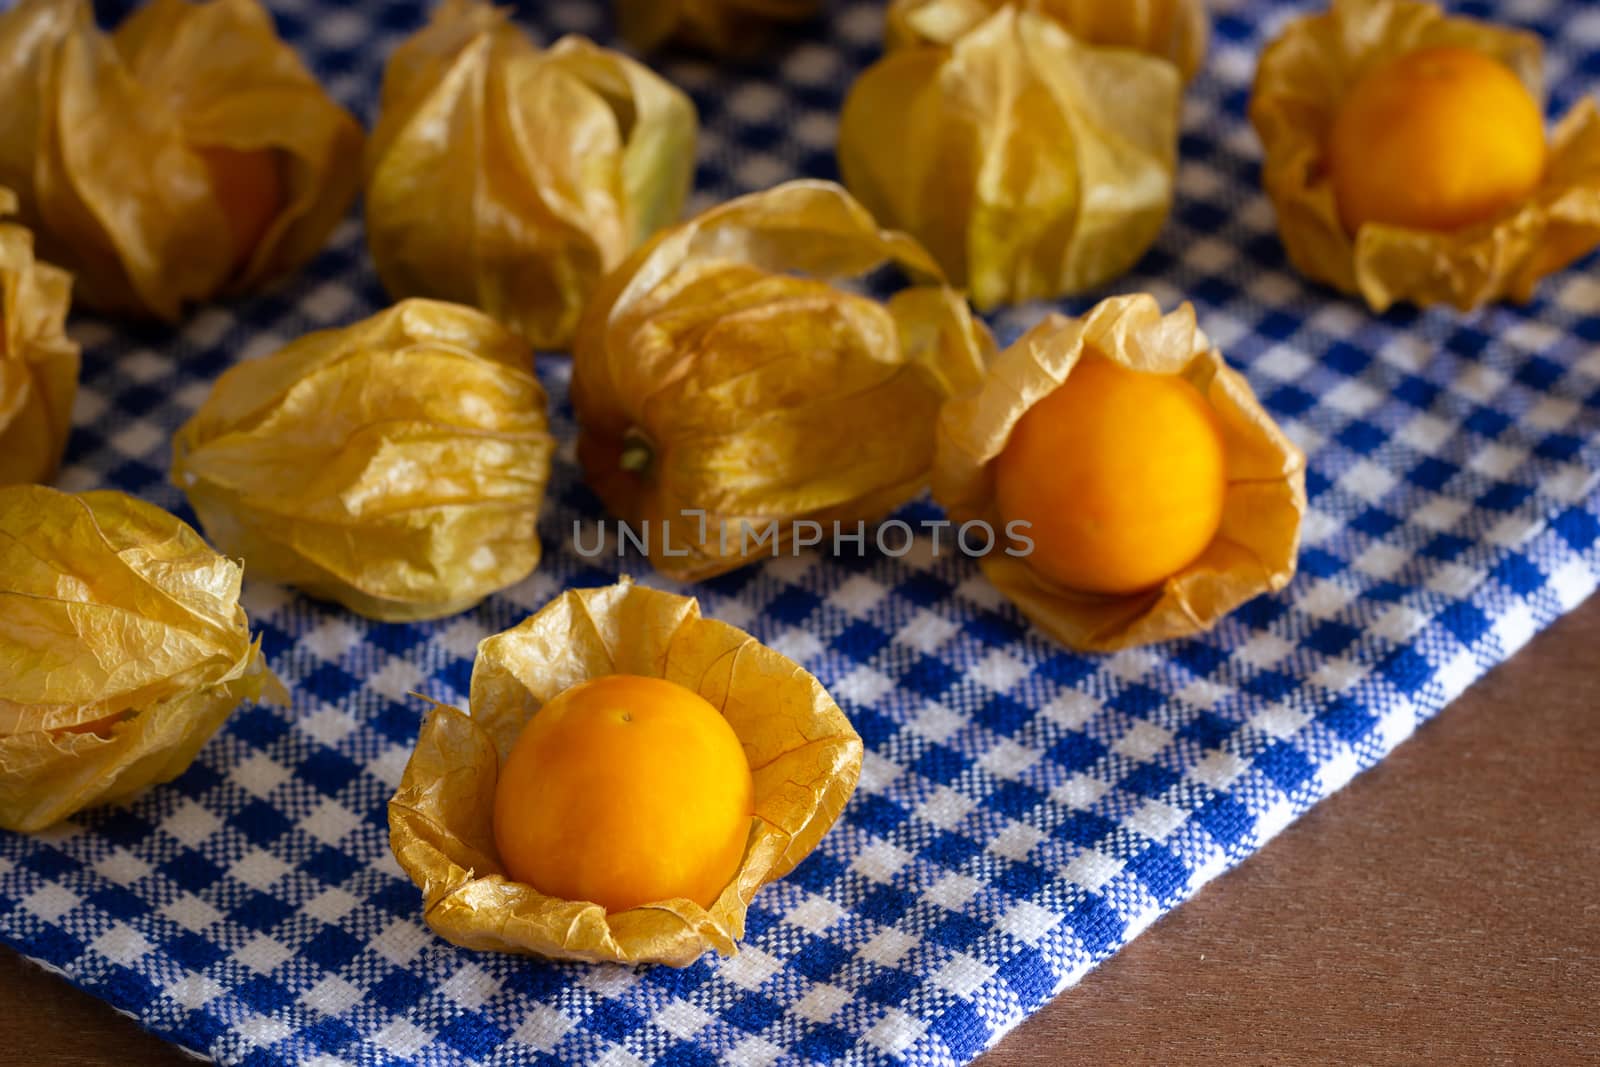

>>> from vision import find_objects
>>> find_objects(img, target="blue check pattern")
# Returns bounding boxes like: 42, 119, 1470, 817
2, 0, 1598, 1063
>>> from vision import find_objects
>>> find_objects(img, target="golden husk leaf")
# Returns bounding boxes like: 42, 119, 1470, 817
571, 180, 996, 582
934, 294, 1307, 652
0, 485, 283, 832
839, 8, 1181, 311
0, 0, 363, 321
614, 0, 822, 54
0, 187, 79, 486
886, 0, 1210, 83
365, 0, 697, 351
388, 579, 863, 966
1250, 0, 1600, 312
171, 299, 556, 623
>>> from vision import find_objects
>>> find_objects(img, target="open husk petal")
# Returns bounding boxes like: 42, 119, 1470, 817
1250, 0, 1600, 311
0, 0, 362, 320
388, 580, 863, 966
614, 0, 822, 54
0, 188, 79, 486
571, 180, 996, 582
839, 8, 1181, 310
934, 294, 1307, 652
366, 0, 697, 350
171, 299, 555, 623
886, 0, 1209, 82
0, 486, 283, 832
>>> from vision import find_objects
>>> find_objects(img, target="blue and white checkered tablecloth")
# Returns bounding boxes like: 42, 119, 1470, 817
4, 0, 1599, 1063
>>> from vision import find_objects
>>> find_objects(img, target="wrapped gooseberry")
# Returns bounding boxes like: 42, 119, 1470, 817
388, 580, 863, 966
0, 188, 78, 487
366, 0, 697, 350
934, 294, 1307, 651
1251, 0, 1600, 311
839, 7, 1181, 309
172, 300, 555, 622
0, 486, 283, 832
0, 0, 362, 319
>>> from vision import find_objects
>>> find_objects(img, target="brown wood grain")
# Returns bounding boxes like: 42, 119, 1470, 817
0, 597, 1595, 1066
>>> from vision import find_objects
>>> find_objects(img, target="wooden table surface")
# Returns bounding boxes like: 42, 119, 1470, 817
3, 597, 1597, 1066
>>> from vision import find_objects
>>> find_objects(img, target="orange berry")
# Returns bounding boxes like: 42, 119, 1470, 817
995, 353, 1228, 596
1328, 45, 1546, 233
197, 146, 285, 270
492, 674, 753, 913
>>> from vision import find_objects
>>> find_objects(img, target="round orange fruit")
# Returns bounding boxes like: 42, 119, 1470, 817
1327, 45, 1546, 233
198, 145, 285, 270
492, 674, 753, 913
994, 352, 1228, 596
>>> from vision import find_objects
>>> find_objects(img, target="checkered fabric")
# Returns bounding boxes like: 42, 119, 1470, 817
2, 0, 1598, 1063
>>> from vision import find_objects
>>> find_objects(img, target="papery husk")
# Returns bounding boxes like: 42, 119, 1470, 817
571, 180, 996, 581
934, 294, 1306, 652
886, 0, 1210, 83
0, 0, 363, 320
1250, 0, 1600, 312
839, 8, 1181, 311
366, 0, 697, 350
388, 579, 863, 966
0, 187, 79, 486
171, 299, 555, 623
615, 0, 822, 54
0, 486, 283, 832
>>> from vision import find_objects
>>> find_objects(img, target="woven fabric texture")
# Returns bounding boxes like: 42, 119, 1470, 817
1, 0, 1598, 1064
